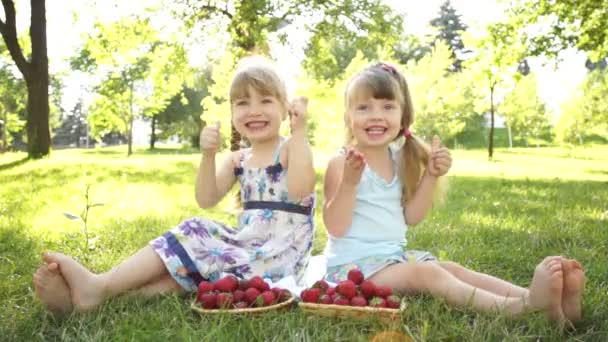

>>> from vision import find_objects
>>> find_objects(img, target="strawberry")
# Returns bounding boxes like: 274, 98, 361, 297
244, 287, 261, 304
301, 288, 322, 303
274, 289, 291, 302
359, 280, 376, 299
259, 291, 276, 306
326, 287, 336, 296
333, 294, 350, 306
217, 292, 233, 309
238, 279, 249, 291
215, 275, 238, 292
312, 280, 329, 291
386, 295, 401, 309
336, 280, 357, 299
347, 269, 365, 285
199, 292, 217, 309
197, 281, 215, 295
369, 297, 387, 308
375, 285, 393, 298
248, 276, 270, 292
232, 289, 246, 303
350, 295, 368, 307
318, 294, 332, 304
234, 301, 249, 309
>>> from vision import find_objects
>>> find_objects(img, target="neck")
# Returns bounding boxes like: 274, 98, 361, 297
250, 135, 281, 156
355, 143, 391, 166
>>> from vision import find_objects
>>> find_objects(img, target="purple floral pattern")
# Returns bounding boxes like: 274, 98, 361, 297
150, 139, 315, 292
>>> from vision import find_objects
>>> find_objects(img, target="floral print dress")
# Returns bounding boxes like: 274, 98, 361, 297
150, 140, 315, 292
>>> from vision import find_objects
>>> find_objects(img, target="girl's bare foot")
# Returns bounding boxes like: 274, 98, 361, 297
528, 256, 565, 324
42, 252, 107, 312
33, 262, 73, 314
562, 259, 585, 324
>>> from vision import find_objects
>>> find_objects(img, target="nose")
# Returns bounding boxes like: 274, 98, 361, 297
248, 101, 263, 116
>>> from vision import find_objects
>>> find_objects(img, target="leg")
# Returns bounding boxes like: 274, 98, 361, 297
33, 262, 73, 314
43, 245, 170, 312
129, 274, 184, 298
369, 257, 564, 320
439, 261, 528, 298
561, 258, 585, 324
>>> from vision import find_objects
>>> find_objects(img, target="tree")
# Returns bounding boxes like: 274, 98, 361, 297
464, 23, 524, 158
0, 0, 50, 158
501, 74, 551, 146
430, 0, 468, 72
0, 62, 26, 151
510, 0, 608, 62
73, 18, 188, 155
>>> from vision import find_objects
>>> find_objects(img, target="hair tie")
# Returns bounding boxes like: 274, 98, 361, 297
403, 129, 412, 138
379, 63, 397, 75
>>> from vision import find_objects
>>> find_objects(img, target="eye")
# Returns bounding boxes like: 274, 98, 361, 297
384, 103, 396, 110
235, 99, 249, 106
262, 97, 274, 104
356, 104, 369, 111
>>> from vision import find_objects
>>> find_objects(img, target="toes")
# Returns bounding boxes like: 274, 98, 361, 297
42, 251, 63, 265
48, 262, 60, 273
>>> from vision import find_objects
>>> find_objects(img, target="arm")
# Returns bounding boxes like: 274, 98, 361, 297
194, 122, 237, 208
404, 135, 452, 225
285, 96, 315, 200
323, 149, 365, 238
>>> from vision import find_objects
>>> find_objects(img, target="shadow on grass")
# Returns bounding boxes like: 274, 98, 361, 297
0, 157, 29, 172
80, 147, 198, 157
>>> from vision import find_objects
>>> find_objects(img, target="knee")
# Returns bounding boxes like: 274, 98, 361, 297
411, 262, 451, 290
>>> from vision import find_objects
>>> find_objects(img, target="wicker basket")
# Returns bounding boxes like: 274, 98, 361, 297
191, 295, 295, 315
298, 302, 403, 323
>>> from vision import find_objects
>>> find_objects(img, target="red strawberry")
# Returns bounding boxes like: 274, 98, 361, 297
312, 280, 329, 291
347, 269, 365, 285
359, 280, 376, 299
301, 288, 322, 303
375, 285, 393, 298
326, 287, 336, 296
234, 301, 249, 309
275, 289, 291, 302
232, 289, 246, 303
215, 275, 238, 292
199, 292, 217, 309
248, 276, 270, 292
336, 280, 357, 299
217, 292, 233, 309
369, 297, 387, 308
350, 295, 367, 307
238, 279, 249, 291
386, 295, 401, 309
259, 291, 276, 306
333, 294, 350, 306
318, 294, 332, 304
197, 281, 215, 295
244, 287, 261, 304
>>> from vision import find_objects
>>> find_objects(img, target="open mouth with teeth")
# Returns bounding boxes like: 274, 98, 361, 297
365, 126, 388, 138
245, 121, 269, 130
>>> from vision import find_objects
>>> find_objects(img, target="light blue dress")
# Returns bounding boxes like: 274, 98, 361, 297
151, 139, 315, 291
324, 146, 435, 283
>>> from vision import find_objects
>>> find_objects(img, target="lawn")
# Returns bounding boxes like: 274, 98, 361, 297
1, 145, 607, 341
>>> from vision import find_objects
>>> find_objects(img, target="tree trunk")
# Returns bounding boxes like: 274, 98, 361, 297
127, 81, 133, 156
150, 115, 156, 149
488, 83, 495, 159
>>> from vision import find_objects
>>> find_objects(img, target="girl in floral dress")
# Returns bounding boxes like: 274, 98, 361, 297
33, 57, 316, 313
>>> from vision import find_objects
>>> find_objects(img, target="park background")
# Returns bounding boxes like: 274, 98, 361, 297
1, 0, 607, 340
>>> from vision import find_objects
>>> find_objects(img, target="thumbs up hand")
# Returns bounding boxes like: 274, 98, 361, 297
200, 120, 222, 156
426, 135, 452, 177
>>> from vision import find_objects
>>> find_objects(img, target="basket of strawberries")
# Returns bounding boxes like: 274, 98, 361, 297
298, 270, 404, 323
191, 275, 295, 315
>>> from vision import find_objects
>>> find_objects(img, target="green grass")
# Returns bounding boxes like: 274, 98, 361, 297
1, 145, 607, 341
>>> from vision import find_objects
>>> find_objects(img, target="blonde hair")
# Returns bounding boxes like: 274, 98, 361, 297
229, 57, 288, 110
344, 63, 447, 210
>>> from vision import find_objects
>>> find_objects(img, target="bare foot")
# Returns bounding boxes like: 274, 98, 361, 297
528, 256, 565, 324
33, 262, 73, 314
43, 252, 107, 312
562, 259, 585, 324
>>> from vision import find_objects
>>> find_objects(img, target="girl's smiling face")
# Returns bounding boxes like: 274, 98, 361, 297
231, 85, 286, 143
346, 88, 403, 148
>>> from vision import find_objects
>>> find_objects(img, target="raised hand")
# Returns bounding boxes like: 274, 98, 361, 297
342, 147, 366, 186
200, 121, 222, 156
427, 135, 452, 177
289, 96, 308, 135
